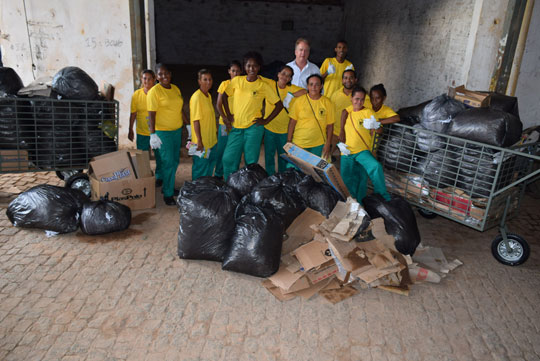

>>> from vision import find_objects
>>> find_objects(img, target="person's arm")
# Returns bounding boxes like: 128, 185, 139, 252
287, 118, 297, 144
255, 101, 284, 125
216, 92, 228, 120
322, 123, 334, 160
128, 112, 137, 142
148, 111, 156, 133
339, 109, 348, 143
379, 114, 400, 125
292, 89, 307, 97
220, 92, 234, 131
192, 120, 204, 151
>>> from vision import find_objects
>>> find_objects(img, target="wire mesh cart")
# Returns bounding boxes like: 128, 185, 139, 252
375, 122, 540, 266
0, 97, 119, 195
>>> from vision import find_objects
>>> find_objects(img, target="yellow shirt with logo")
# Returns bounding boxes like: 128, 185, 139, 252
189, 89, 217, 149
225, 76, 280, 129
289, 94, 335, 148
342, 105, 376, 155
320, 58, 354, 98
374, 104, 398, 120
330, 87, 352, 137
130, 88, 152, 136
217, 79, 233, 126
264, 80, 303, 134
146, 83, 183, 131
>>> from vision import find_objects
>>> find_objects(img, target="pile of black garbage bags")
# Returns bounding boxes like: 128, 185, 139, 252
379, 93, 523, 197
0, 66, 116, 169
7, 185, 131, 236
177, 164, 343, 278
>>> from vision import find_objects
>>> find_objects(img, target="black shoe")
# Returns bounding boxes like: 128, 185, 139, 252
173, 189, 179, 196
155, 179, 163, 187
164, 196, 176, 206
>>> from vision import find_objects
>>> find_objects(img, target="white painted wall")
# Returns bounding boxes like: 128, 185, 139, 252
0, 0, 135, 148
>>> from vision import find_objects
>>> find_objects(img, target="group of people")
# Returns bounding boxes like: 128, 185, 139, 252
128, 38, 400, 206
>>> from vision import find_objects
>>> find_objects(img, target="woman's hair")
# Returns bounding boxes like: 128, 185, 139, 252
228, 60, 241, 69
351, 85, 367, 97
243, 51, 263, 68
277, 65, 294, 85
142, 69, 155, 77
198, 68, 212, 79
306, 73, 323, 87
370, 83, 387, 97
155, 63, 170, 73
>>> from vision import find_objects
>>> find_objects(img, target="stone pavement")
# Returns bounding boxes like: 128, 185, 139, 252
0, 165, 539, 361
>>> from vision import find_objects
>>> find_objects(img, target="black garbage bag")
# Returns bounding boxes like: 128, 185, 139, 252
52, 67, 99, 100
397, 100, 430, 125
226, 163, 268, 197
361, 194, 421, 256
488, 92, 520, 119
296, 175, 342, 217
376, 125, 416, 172
0, 96, 33, 150
275, 168, 305, 193
178, 177, 239, 261
421, 94, 466, 132
249, 175, 305, 228
412, 124, 448, 152
0, 67, 24, 96
411, 151, 458, 188
222, 200, 284, 277
448, 108, 523, 147
7, 185, 89, 233
80, 200, 131, 235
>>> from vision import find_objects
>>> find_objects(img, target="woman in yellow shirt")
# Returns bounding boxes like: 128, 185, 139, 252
263, 65, 306, 175
287, 74, 334, 160
190, 69, 218, 180
215, 61, 241, 179
370, 83, 400, 126
339, 86, 390, 203
220, 52, 284, 180
128, 69, 156, 151
147, 63, 187, 206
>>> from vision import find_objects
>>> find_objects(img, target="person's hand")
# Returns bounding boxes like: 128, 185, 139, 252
327, 63, 336, 75
150, 133, 162, 149
254, 117, 269, 126
196, 141, 204, 152
128, 129, 134, 142
322, 143, 331, 160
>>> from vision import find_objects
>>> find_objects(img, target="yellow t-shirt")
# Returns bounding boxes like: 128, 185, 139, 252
217, 79, 233, 126
343, 105, 376, 155
374, 104, 398, 120
189, 89, 217, 149
289, 94, 335, 148
264, 80, 303, 134
225, 76, 280, 129
330, 87, 352, 137
320, 58, 354, 98
146, 83, 184, 131
130, 88, 152, 136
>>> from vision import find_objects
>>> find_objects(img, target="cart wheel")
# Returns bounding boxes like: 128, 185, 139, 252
65, 173, 91, 198
418, 208, 437, 219
56, 170, 82, 180
491, 233, 530, 266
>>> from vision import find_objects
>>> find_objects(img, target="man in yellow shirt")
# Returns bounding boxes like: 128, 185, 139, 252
339, 86, 390, 203
128, 69, 155, 151
320, 40, 355, 98
190, 69, 218, 180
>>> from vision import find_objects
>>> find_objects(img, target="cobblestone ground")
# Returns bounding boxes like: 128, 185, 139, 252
0, 161, 539, 361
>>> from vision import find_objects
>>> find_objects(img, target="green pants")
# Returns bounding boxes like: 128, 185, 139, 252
136, 134, 150, 151
155, 128, 182, 197
264, 129, 288, 175
286, 144, 323, 169
340, 150, 390, 203
192, 144, 217, 180
222, 125, 264, 180
214, 124, 228, 177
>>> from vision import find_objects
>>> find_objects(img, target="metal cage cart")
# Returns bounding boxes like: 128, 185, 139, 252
375, 122, 540, 266
0, 97, 119, 196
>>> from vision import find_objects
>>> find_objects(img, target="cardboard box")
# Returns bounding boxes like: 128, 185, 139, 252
282, 142, 350, 199
0, 150, 29, 171
448, 85, 491, 108
89, 150, 155, 210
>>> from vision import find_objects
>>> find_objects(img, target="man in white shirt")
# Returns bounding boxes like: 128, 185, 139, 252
287, 38, 320, 89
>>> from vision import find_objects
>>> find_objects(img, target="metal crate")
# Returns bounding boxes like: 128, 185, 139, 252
375, 122, 540, 265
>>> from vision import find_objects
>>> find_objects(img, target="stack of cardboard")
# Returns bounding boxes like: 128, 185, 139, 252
263, 198, 462, 304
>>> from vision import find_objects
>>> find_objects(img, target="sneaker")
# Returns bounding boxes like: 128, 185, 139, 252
164, 196, 176, 206
155, 179, 163, 187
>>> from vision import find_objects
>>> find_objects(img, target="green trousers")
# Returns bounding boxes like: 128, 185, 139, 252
192, 144, 217, 180
155, 128, 182, 197
214, 124, 228, 177
286, 144, 323, 169
264, 129, 288, 175
136, 134, 150, 151
222, 125, 264, 180
340, 150, 390, 203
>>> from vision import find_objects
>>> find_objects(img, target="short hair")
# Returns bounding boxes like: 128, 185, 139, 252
228, 60, 241, 69
142, 69, 155, 77
155, 63, 170, 73
336, 39, 348, 46
295, 37, 310, 49
277, 65, 294, 85
351, 85, 367, 97
370, 83, 387, 97
342, 69, 356, 79
243, 51, 263, 68
306, 73, 323, 86
198, 69, 212, 79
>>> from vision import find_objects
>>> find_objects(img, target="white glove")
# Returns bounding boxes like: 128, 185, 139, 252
327, 63, 336, 75
345, 64, 353, 71
150, 133, 162, 149
363, 115, 380, 130
337, 142, 351, 155
283, 92, 294, 109
186, 125, 192, 140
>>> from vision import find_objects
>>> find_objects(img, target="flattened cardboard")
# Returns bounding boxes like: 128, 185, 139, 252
448, 85, 491, 108
0, 150, 28, 171
283, 208, 325, 255
306, 263, 338, 284
294, 277, 334, 299
371, 218, 397, 252
268, 264, 304, 291
262, 280, 297, 301
319, 285, 359, 304
293, 240, 333, 271
282, 276, 310, 294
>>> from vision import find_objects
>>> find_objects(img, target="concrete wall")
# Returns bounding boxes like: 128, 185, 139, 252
154, 0, 344, 66
0, 0, 135, 148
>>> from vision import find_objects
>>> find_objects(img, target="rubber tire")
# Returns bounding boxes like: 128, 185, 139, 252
56, 170, 83, 180
491, 233, 530, 266
418, 208, 437, 219
65, 173, 91, 198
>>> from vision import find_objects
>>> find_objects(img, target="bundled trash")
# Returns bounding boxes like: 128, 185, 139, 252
0, 67, 25, 96
226, 163, 268, 197
80, 200, 132, 235
51, 66, 99, 100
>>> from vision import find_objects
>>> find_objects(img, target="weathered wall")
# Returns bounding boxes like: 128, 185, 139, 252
154, 0, 344, 66
0, 0, 135, 148
515, 1, 540, 129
